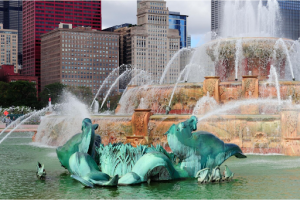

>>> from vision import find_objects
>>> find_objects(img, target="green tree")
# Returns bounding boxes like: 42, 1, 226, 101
66, 85, 93, 105
100, 93, 122, 111
4, 81, 40, 109
0, 81, 9, 107
40, 82, 66, 107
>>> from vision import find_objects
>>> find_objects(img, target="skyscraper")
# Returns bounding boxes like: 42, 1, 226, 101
132, 0, 180, 84
23, 0, 101, 92
0, 23, 18, 72
211, 0, 223, 38
0, 1, 22, 65
169, 11, 188, 48
41, 23, 119, 97
277, 1, 300, 40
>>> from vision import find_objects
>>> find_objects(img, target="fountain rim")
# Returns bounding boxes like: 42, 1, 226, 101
134, 109, 152, 112
206, 36, 294, 45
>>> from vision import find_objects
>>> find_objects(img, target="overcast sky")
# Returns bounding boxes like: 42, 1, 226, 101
102, 0, 211, 47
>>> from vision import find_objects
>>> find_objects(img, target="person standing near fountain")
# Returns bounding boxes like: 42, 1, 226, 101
12, 117, 16, 128
5, 116, 11, 127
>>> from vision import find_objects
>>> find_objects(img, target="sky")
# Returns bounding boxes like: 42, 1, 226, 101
101, 0, 211, 47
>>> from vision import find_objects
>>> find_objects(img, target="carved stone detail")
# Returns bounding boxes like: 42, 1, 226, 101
242, 76, 258, 99
203, 76, 220, 103
281, 109, 298, 138
132, 109, 152, 136
205, 80, 217, 96
245, 79, 255, 96
135, 112, 146, 134
286, 113, 298, 136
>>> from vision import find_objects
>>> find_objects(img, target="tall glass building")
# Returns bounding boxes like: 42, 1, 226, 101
278, 1, 300, 40
169, 11, 188, 48
0, 1, 22, 65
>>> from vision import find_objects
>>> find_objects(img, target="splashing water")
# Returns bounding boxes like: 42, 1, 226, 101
198, 98, 286, 122
168, 67, 189, 107
100, 69, 132, 110
34, 92, 90, 146
159, 48, 191, 85
0, 106, 51, 144
235, 39, 243, 80
273, 38, 294, 80
93, 100, 99, 114
138, 98, 148, 109
90, 67, 119, 109
221, 0, 281, 37
192, 93, 218, 115
117, 70, 153, 115
0, 111, 36, 138
268, 65, 281, 103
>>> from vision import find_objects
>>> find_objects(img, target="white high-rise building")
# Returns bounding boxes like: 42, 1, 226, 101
132, 0, 180, 84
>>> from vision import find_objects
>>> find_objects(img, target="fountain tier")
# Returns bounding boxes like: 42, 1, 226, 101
206, 37, 294, 81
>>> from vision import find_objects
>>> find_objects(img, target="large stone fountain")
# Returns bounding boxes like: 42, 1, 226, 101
36, 37, 300, 156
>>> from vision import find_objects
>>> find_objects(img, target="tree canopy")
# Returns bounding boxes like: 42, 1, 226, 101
40, 83, 94, 107
0, 81, 40, 109
66, 85, 93, 105
40, 82, 66, 107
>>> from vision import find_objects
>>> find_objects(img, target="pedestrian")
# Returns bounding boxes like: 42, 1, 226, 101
12, 116, 16, 127
5, 116, 11, 127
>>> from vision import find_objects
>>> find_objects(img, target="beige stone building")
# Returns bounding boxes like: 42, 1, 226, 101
0, 23, 18, 73
115, 0, 180, 84
41, 23, 120, 98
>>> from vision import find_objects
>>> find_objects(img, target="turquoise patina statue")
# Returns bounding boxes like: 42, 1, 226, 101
56, 116, 246, 187
56, 118, 118, 187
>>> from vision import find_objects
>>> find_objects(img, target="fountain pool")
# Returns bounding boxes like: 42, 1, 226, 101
1, 131, 300, 198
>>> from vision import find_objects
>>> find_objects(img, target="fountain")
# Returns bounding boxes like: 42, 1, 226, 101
2, 0, 300, 197
35, 33, 300, 155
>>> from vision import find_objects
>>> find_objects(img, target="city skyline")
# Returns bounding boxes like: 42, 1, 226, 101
102, 0, 211, 47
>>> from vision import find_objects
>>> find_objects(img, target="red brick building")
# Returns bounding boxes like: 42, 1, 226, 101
0, 65, 38, 91
22, 1, 102, 93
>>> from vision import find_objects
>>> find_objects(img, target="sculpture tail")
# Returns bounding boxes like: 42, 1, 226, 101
90, 175, 119, 187
71, 175, 94, 188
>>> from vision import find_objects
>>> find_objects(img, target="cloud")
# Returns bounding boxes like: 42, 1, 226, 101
102, 1, 137, 29
167, 0, 211, 36
102, 0, 211, 40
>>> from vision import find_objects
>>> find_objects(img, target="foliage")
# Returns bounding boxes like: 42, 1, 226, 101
0, 82, 9, 105
40, 82, 66, 107
66, 85, 93, 105
0, 106, 34, 119
41, 83, 94, 107
0, 81, 40, 109
128, 24, 137, 27
100, 93, 122, 111
0, 105, 43, 124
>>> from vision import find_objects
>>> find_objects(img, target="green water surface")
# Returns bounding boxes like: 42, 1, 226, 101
1, 132, 300, 199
